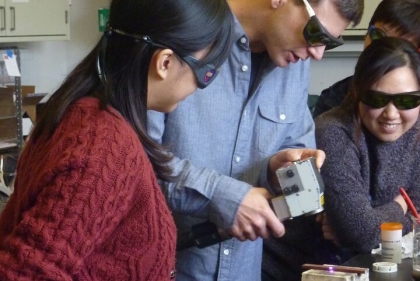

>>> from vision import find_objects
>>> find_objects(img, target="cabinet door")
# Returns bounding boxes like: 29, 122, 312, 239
0, 0, 68, 41
35, 0, 68, 36
0, 0, 5, 36
5, 0, 38, 36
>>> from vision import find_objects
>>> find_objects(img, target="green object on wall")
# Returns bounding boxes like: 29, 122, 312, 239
98, 8, 110, 32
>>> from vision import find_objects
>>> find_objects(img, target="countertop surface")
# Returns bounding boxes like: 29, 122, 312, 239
343, 253, 415, 281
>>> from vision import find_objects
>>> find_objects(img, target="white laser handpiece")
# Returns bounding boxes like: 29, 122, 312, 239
271, 157, 324, 221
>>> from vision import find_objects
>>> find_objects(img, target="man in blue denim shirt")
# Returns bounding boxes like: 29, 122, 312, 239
147, 0, 363, 280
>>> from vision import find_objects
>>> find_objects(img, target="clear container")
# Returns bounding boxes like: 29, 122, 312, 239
412, 216, 420, 280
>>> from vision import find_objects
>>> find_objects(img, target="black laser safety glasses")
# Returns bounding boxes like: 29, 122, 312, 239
361, 90, 420, 110
368, 25, 387, 41
302, 0, 344, 50
108, 27, 219, 89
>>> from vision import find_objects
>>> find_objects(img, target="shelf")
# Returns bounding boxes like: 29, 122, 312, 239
0, 47, 22, 156
0, 144, 19, 155
0, 115, 17, 120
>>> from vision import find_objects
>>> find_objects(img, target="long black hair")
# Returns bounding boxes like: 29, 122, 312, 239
31, 0, 234, 181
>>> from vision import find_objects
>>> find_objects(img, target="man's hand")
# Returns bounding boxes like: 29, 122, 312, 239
228, 187, 285, 241
268, 148, 326, 191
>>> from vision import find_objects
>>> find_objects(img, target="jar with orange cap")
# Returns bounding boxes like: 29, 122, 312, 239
380, 222, 403, 264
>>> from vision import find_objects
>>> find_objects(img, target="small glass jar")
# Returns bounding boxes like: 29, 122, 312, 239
412, 216, 420, 280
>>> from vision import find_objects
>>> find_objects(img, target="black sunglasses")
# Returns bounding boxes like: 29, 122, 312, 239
302, 0, 344, 50
368, 25, 387, 41
361, 90, 420, 110
107, 27, 219, 89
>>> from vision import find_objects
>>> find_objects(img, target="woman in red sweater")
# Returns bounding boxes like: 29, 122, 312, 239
0, 0, 234, 280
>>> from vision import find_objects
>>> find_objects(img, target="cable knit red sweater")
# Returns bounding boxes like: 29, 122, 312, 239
0, 97, 176, 280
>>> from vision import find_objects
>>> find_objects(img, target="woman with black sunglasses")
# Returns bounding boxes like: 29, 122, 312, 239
313, 0, 420, 119
0, 0, 234, 280
315, 37, 420, 261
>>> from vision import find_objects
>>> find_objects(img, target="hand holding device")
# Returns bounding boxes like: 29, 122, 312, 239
271, 157, 325, 221
177, 157, 325, 250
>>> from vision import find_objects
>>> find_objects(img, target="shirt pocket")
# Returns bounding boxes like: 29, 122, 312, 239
257, 103, 295, 154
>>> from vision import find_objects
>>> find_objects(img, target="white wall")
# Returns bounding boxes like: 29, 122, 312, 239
309, 40, 364, 95
310, 57, 357, 95
0, 0, 110, 94
0, 0, 363, 96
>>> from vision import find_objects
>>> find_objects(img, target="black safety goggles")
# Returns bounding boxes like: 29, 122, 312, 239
109, 27, 219, 89
368, 25, 387, 41
302, 0, 344, 50
180, 55, 219, 89
361, 90, 420, 110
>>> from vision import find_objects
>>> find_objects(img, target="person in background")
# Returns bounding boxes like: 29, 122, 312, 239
313, 0, 420, 119
0, 0, 234, 280
315, 37, 420, 260
147, 0, 364, 280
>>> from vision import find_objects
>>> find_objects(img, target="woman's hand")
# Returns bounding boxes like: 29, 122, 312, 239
316, 212, 341, 246
393, 194, 408, 214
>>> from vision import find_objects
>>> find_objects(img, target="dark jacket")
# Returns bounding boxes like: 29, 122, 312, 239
312, 76, 353, 118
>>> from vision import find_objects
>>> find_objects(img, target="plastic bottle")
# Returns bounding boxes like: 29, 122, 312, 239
380, 222, 403, 264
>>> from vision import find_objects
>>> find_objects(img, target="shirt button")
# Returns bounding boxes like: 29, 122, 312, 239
241, 65, 248, 72
243, 110, 247, 116
280, 114, 286, 120
224, 249, 230, 255
235, 156, 241, 163
240, 37, 247, 44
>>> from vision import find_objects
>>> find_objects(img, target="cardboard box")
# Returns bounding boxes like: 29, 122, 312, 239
0, 87, 15, 118
0, 87, 18, 145
23, 93, 46, 123
6, 85, 35, 98
6, 85, 46, 123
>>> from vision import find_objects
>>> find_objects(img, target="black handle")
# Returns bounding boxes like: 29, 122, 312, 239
176, 221, 231, 251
